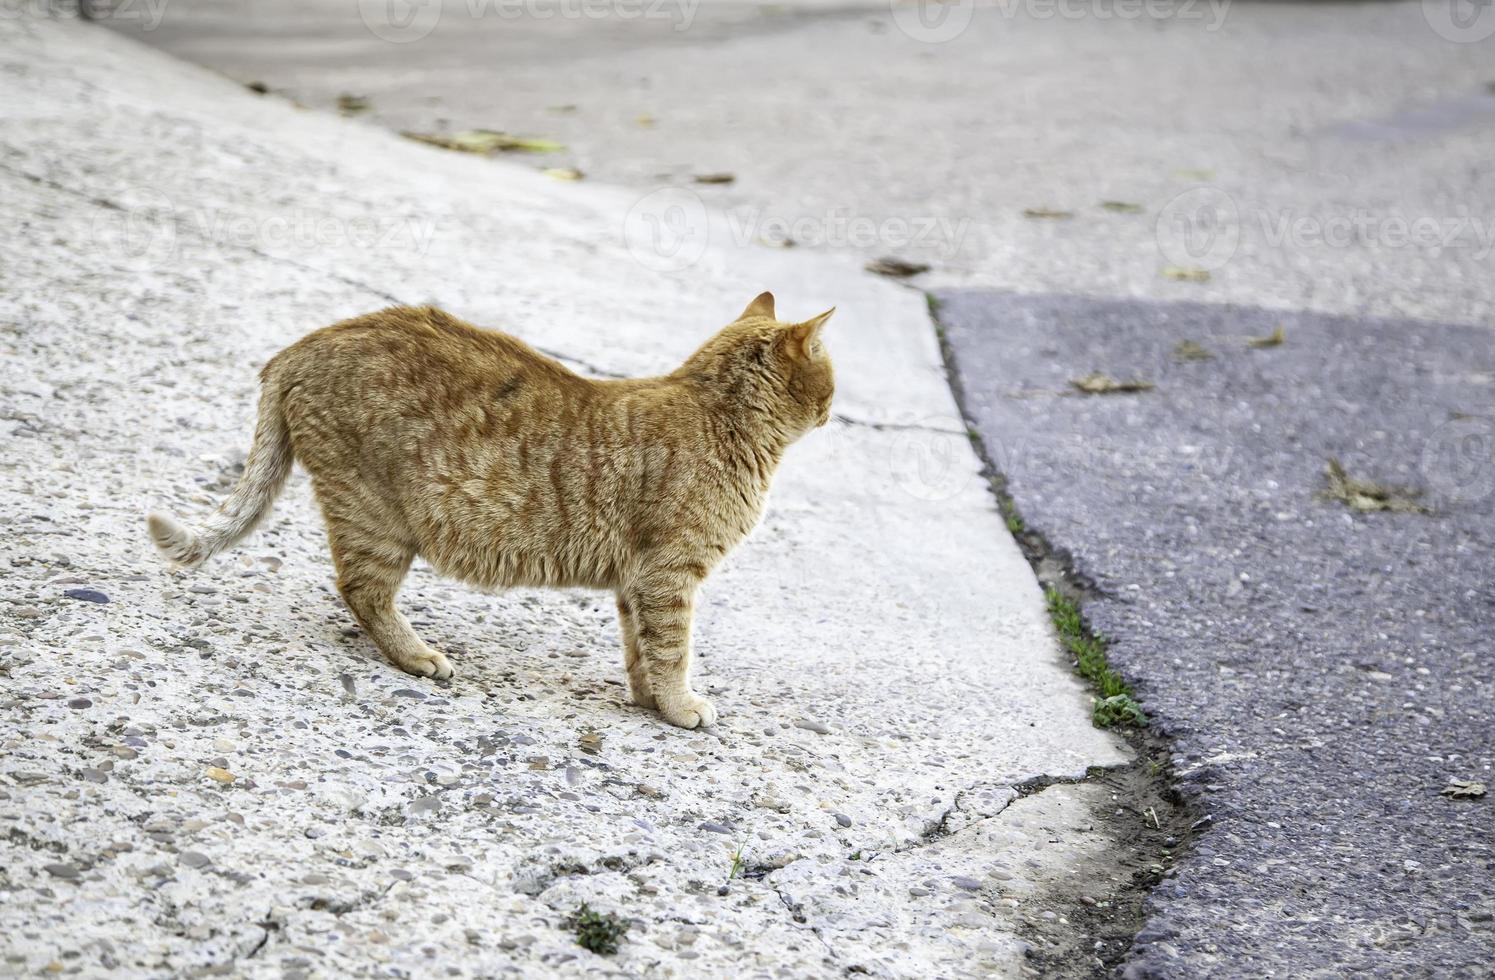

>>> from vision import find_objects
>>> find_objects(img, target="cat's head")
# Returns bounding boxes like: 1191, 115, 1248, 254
684, 292, 836, 437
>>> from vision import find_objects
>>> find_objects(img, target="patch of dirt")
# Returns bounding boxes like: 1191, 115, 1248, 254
1011, 736, 1199, 977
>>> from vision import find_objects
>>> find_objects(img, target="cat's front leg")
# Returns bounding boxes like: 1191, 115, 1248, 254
625, 575, 715, 729
615, 593, 656, 709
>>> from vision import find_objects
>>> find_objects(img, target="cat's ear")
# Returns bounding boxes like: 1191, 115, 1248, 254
785, 307, 835, 358
738, 291, 776, 321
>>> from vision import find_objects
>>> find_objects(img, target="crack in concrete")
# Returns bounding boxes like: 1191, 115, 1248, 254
0, 153, 128, 214
892, 787, 978, 853
893, 772, 1122, 856
529, 345, 627, 380
741, 781, 1122, 977
242, 910, 277, 960
762, 875, 845, 972
832, 412, 963, 435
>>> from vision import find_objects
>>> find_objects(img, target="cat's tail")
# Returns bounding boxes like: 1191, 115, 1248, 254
148, 383, 294, 568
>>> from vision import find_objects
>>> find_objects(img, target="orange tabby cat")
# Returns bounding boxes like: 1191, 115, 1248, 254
147, 293, 834, 728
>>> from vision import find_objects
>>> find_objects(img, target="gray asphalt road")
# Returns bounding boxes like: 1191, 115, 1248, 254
937, 289, 1494, 977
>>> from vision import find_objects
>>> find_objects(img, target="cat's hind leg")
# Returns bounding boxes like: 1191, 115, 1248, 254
625, 574, 714, 729
324, 510, 452, 680
615, 593, 656, 709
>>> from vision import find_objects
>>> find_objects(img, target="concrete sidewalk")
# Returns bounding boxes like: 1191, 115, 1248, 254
0, 16, 1124, 978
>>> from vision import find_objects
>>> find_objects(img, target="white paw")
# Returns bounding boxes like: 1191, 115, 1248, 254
395, 649, 453, 681
662, 693, 717, 729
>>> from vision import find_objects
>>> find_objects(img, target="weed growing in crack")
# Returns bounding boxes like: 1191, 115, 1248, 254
1094, 693, 1148, 727
727, 842, 746, 881
569, 903, 629, 955
1045, 588, 1147, 729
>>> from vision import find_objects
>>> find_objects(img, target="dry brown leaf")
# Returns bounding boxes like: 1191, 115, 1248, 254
578, 731, 603, 756
205, 766, 235, 784
1322, 457, 1429, 514
1070, 372, 1155, 395
506, 135, 564, 153
1172, 340, 1214, 362
865, 257, 930, 278
1100, 201, 1144, 213
1247, 325, 1286, 348
544, 167, 584, 181
1441, 779, 1486, 799
1162, 266, 1211, 282
402, 129, 565, 154
694, 172, 735, 184
1023, 207, 1074, 220
337, 93, 369, 115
